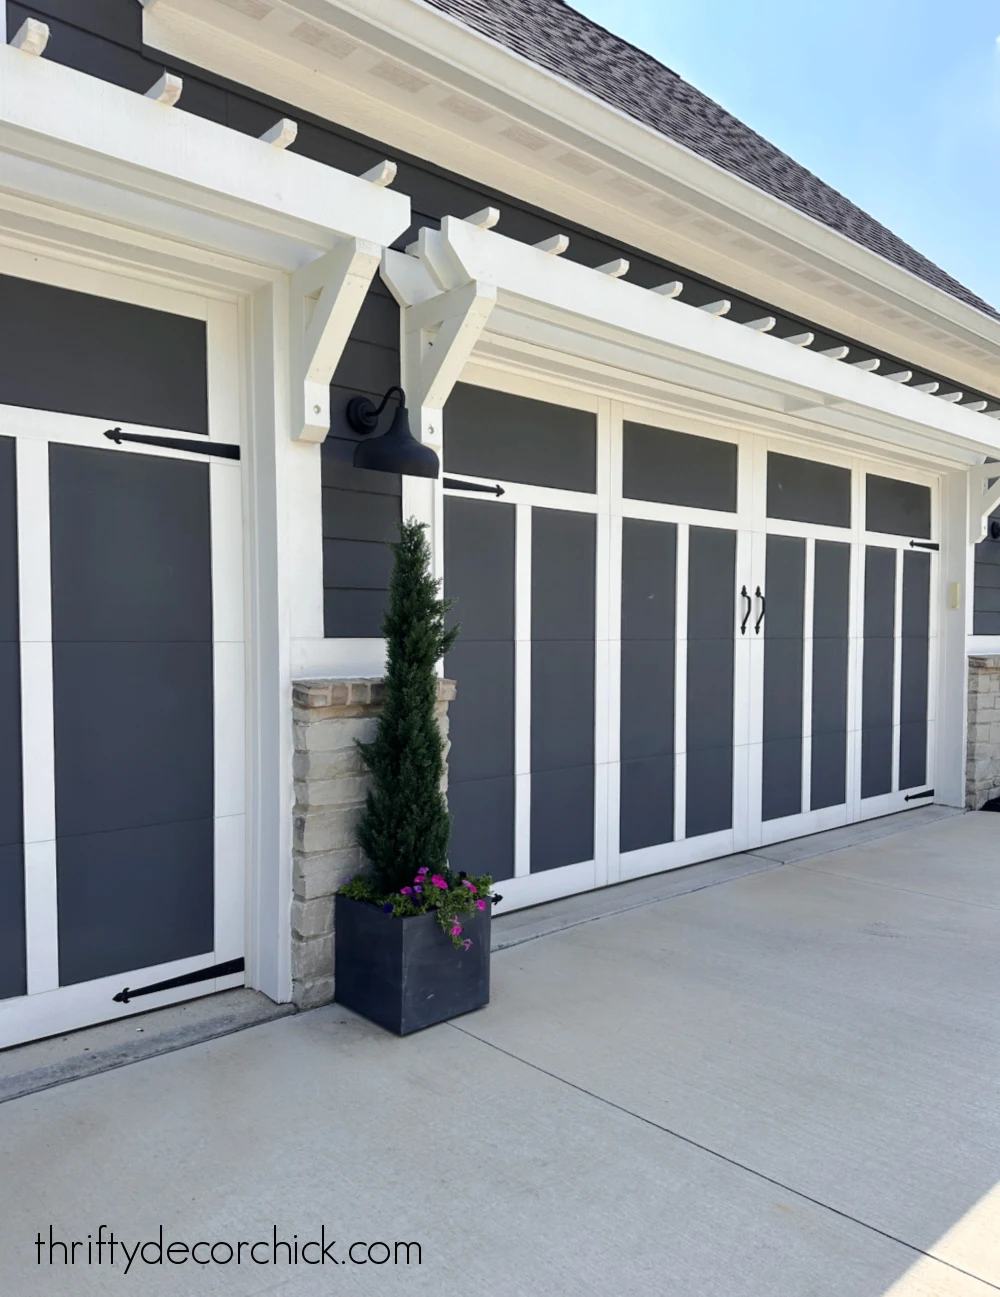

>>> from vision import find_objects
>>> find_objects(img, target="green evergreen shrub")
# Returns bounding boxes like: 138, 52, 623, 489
345, 518, 494, 948
355, 518, 456, 894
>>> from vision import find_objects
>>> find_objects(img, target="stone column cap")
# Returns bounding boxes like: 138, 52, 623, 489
293, 676, 457, 710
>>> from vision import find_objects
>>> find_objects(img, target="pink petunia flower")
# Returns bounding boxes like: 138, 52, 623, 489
450, 923, 463, 937
462, 880, 477, 893
462, 939, 472, 951
476, 899, 486, 911
400, 886, 413, 896
431, 874, 448, 890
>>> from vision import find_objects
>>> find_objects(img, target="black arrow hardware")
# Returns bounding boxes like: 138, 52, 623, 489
739, 585, 752, 635
754, 586, 766, 635
908, 540, 939, 551
113, 957, 245, 1004
904, 789, 935, 802
104, 428, 240, 460
442, 476, 504, 496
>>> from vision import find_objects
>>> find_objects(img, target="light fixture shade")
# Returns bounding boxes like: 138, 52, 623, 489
352, 404, 439, 478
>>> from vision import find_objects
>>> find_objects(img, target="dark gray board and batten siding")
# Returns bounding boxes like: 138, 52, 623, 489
12, 0, 992, 635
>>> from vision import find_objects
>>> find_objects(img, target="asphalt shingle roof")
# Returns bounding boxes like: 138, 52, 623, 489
427, 0, 998, 321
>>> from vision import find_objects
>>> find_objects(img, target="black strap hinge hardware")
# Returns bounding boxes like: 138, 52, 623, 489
104, 428, 240, 460
113, 957, 245, 1004
908, 540, 939, 551
904, 789, 935, 802
443, 476, 504, 496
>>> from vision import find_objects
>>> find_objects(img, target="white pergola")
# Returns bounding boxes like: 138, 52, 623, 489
0, 25, 413, 1005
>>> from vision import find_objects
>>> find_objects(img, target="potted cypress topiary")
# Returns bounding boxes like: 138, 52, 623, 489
334, 518, 496, 1034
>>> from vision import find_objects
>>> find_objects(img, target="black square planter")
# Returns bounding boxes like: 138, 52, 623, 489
334, 894, 490, 1034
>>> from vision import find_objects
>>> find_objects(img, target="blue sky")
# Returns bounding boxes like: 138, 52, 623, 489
571, 0, 1000, 312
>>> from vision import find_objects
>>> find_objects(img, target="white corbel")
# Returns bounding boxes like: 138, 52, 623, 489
968, 462, 1000, 544
383, 233, 496, 420
402, 280, 497, 411
652, 281, 683, 298
785, 332, 814, 347
289, 237, 383, 442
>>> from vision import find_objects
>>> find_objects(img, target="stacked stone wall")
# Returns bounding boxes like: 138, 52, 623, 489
290, 677, 454, 1008
966, 657, 1000, 808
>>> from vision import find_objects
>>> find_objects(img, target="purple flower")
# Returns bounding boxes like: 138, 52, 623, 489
476, 899, 487, 911
400, 886, 413, 896
344, 876, 352, 884
431, 874, 448, 890
382, 903, 394, 915
462, 939, 472, 952
417, 867, 429, 877
413, 885, 423, 895
450, 923, 463, 937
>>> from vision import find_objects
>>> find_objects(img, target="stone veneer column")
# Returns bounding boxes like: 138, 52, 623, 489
290, 676, 456, 1008
966, 656, 1000, 808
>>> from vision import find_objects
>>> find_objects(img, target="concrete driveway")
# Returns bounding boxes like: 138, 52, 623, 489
1, 810, 998, 1295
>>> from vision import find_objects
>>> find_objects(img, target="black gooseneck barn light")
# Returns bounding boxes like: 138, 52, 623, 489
347, 385, 440, 478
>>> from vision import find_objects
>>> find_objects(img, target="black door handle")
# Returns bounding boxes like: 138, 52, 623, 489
739, 585, 752, 635
754, 586, 766, 634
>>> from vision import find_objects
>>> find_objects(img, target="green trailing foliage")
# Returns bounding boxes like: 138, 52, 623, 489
348, 519, 494, 946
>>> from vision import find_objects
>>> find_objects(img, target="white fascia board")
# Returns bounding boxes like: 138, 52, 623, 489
430, 218, 1000, 461
0, 46, 410, 271
148, 0, 1000, 367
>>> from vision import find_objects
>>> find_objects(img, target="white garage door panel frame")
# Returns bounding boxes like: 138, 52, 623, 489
0, 371, 247, 1049
455, 363, 950, 912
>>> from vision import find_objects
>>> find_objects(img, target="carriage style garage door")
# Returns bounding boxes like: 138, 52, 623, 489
442, 379, 938, 911
0, 272, 245, 1048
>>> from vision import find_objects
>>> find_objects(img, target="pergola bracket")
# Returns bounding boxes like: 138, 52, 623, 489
968, 462, 1000, 544
289, 237, 383, 442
